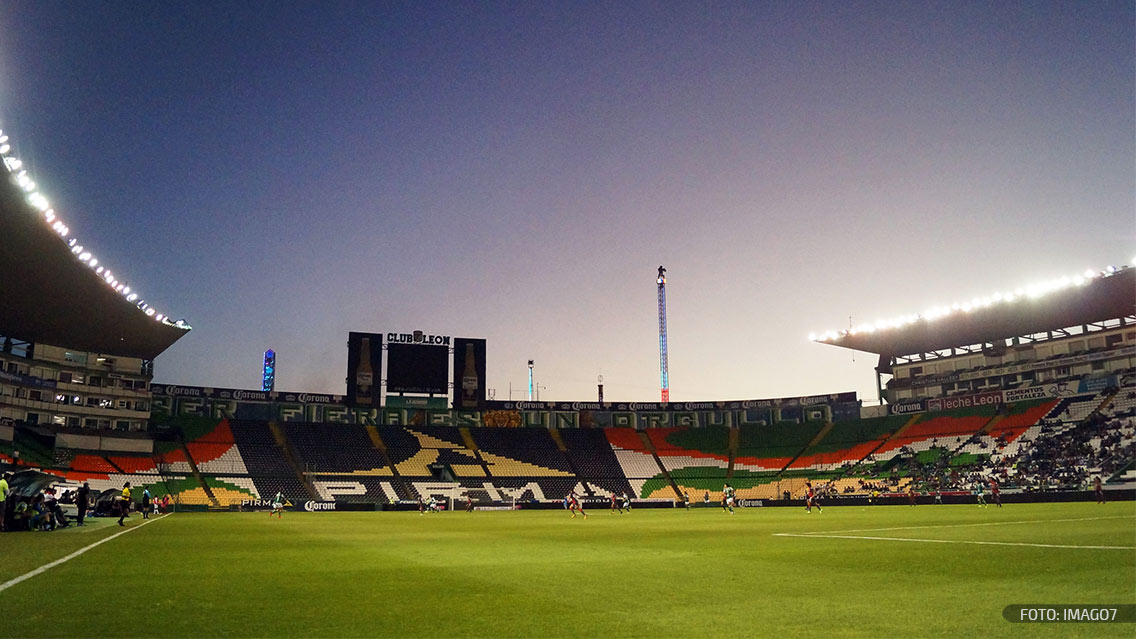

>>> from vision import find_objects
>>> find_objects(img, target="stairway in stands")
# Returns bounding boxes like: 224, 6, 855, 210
365, 425, 413, 502
638, 430, 681, 499
778, 421, 835, 476
178, 438, 220, 508
268, 422, 318, 500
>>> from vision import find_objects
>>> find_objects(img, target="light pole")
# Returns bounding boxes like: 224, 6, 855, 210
527, 360, 534, 401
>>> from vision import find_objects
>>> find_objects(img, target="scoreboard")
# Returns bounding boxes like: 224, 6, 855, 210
346, 331, 486, 408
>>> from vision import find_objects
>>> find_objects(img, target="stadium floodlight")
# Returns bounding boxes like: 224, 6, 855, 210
0, 144, 9, 155
123, 286, 130, 294
95, 266, 104, 274
145, 308, 155, 316
79, 252, 90, 262
0, 133, 7, 142
89, 258, 98, 268
126, 293, 137, 301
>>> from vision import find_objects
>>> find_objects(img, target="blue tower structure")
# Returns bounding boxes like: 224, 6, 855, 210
262, 349, 275, 392
657, 266, 669, 402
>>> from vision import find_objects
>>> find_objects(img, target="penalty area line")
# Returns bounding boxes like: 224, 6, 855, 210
0, 513, 170, 594
772, 532, 1135, 551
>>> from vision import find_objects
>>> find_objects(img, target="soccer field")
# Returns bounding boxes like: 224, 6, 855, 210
3, 502, 1134, 638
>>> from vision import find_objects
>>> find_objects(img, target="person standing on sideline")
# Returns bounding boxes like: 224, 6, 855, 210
76, 482, 90, 526
141, 488, 152, 519
1094, 476, 1105, 504
117, 482, 132, 526
0, 472, 10, 532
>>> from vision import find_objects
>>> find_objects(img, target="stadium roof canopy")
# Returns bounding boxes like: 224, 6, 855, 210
0, 149, 190, 361
817, 267, 1135, 359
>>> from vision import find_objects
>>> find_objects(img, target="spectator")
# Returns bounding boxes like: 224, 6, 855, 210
77, 482, 90, 526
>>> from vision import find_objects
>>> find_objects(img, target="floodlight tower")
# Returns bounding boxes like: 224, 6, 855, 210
657, 266, 670, 402
527, 360, 534, 401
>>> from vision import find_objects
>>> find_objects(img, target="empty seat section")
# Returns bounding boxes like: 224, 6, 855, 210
473, 428, 573, 476
876, 406, 996, 457
284, 422, 387, 474
735, 421, 824, 471
559, 428, 633, 497
789, 414, 910, 470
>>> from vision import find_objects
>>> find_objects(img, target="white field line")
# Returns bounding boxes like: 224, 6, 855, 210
0, 514, 170, 594
772, 532, 1134, 551
787, 515, 1135, 536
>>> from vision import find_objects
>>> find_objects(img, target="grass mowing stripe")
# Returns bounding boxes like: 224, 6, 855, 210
773, 532, 1135, 550
0, 514, 170, 594
789, 514, 1135, 535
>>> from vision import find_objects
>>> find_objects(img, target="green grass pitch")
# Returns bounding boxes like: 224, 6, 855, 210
3, 502, 1133, 638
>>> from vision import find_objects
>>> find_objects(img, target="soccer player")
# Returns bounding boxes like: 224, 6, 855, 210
1094, 476, 1105, 504
0, 472, 9, 532
271, 491, 284, 518
141, 488, 152, 520
418, 495, 425, 515
117, 482, 132, 526
466, 495, 474, 513
568, 492, 587, 519
805, 481, 822, 513
610, 493, 622, 514
974, 482, 987, 508
989, 479, 1002, 508
683, 492, 691, 510
622, 493, 631, 512
907, 486, 917, 507
722, 484, 735, 515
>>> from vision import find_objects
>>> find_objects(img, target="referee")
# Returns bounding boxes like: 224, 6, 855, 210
117, 481, 132, 526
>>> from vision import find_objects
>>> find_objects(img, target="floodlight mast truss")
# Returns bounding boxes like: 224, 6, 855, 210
657, 266, 670, 403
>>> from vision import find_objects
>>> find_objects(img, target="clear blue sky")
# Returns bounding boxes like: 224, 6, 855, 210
1, 2, 1132, 403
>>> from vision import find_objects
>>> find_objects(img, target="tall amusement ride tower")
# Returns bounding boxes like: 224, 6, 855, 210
657, 266, 670, 402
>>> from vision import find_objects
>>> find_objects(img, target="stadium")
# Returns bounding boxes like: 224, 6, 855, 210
1, 113, 1134, 638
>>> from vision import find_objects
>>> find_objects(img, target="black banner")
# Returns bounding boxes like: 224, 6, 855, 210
482, 391, 858, 412
386, 343, 448, 395
346, 332, 383, 408
452, 338, 487, 409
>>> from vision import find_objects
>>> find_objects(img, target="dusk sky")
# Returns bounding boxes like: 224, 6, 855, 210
1, 2, 1132, 404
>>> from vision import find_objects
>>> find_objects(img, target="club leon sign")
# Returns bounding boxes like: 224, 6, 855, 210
386, 332, 451, 346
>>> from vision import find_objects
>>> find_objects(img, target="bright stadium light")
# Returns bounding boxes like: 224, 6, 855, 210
79, 252, 90, 262
126, 293, 138, 302
0, 144, 9, 155
89, 258, 98, 268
